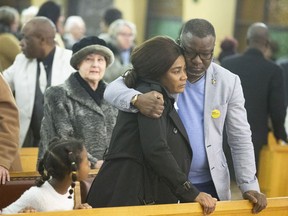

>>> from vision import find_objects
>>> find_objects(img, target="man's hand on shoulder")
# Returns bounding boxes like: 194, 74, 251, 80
134, 91, 164, 118
243, 190, 267, 214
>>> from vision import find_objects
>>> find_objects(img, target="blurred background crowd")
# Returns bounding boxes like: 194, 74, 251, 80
0, 0, 287, 62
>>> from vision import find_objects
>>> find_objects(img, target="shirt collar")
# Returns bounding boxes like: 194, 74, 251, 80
38, 47, 56, 67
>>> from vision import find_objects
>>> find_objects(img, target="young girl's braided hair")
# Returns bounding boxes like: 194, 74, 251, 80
36, 137, 84, 199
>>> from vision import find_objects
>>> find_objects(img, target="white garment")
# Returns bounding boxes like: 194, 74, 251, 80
2, 46, 74, 147
1, 181, 74, 214
39, 62, 47, 93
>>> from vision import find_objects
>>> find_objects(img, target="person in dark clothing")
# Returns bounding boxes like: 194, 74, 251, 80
86, 36, 217, 215
36, 1, 65, 47
277, 57, 288, 104
218, 36, 238, 64
221, 22, 288, 174
99, 7, 123, 36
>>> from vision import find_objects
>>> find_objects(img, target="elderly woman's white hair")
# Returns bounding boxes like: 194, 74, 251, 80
21, 6, 38, 25
108, 19, 137, 39
64, 15, 86, 33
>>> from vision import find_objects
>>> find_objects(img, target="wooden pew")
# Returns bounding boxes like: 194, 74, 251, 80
0, 169, 98, 210
258, 132, 288, 197
19, 147, 39, 171
3, 197, 288, 216
0, 171, 38, 209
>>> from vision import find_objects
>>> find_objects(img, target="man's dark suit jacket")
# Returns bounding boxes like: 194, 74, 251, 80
221, 48, 287, 171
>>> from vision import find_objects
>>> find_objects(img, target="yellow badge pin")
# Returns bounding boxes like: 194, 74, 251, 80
211, 109, 221, 119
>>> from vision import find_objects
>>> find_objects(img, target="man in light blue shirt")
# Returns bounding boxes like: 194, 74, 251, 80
104, 18, 267, 214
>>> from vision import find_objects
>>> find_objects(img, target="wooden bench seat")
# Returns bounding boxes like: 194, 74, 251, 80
0, 171, 39, 209
3, 197, 288, 216
2, 169, 288, 215
19, 147, 39, 172
258, 132, 288, 197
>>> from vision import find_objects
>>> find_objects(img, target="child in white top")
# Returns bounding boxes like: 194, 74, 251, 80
2, 138, 91, 214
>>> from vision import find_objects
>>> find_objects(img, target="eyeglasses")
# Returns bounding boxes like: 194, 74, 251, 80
184, 49, 214, 61
117, 32, 134, 38
177, 39, 214, 61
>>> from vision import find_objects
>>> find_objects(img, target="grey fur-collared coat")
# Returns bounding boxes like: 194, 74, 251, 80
38, 73, 118, 167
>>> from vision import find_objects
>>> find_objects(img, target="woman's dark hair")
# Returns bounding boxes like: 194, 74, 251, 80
36, 1, 61, 26
36, 138, 84, 198
123, 36, 183, 88
103, 8, 122, 26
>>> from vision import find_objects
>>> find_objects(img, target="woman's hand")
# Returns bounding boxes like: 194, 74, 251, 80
194, 192, 217, 215
18, 206, 37, 213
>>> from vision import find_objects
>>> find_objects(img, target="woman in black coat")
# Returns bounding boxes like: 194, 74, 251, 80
86, 36, 200, 207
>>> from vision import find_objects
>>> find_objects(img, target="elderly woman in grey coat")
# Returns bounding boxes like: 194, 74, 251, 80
38, 36, 118, 169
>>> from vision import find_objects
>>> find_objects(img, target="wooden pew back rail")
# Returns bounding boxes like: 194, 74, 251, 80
0, 179, 36, 209
3, 197, 288, 216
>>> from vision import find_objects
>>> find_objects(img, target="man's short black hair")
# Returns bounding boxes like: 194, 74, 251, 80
103, 8, 123, 26
180, 18, 216, 39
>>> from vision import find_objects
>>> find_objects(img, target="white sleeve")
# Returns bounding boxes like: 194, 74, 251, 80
1, 187, 40, 214
2, 62, 16, 92
104, 76, 141, 112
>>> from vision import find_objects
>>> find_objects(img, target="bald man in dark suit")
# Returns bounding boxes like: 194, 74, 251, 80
222, 22, 287, 172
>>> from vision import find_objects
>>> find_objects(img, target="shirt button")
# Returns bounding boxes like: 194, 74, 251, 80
173, 128, 178, 134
